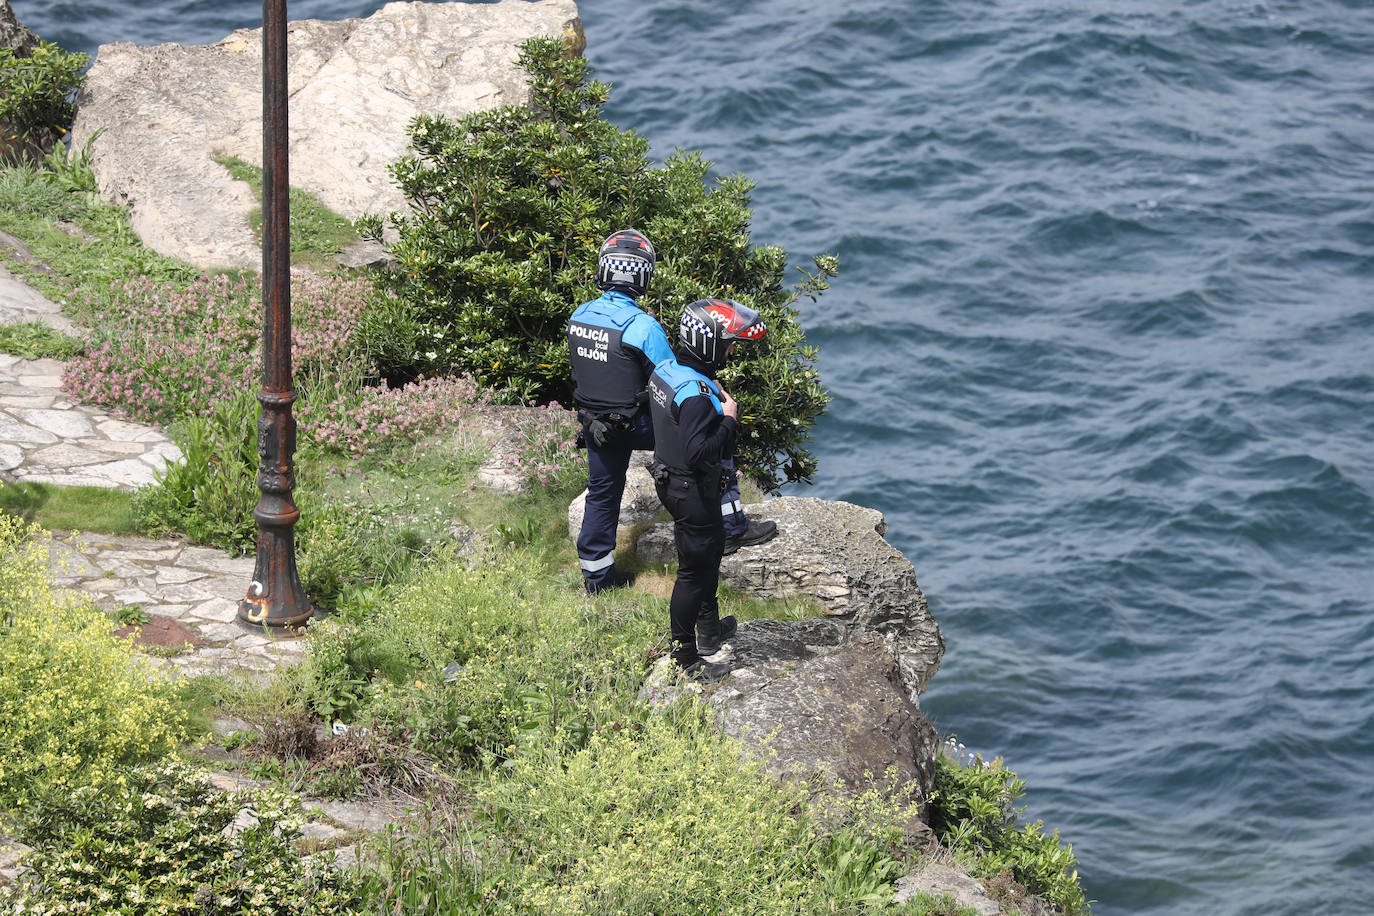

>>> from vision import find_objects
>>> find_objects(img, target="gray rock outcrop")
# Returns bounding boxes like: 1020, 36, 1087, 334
639, 495, 945, 700
69, 0, 584, 268
636, 494, 946, 828
895, 862, 1004, 915
1, 1, 38, 56
714, 630, 941, 816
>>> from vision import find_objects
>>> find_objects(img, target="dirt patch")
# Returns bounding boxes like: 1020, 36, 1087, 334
633, 570, 676, 600
113, 614, 210, 650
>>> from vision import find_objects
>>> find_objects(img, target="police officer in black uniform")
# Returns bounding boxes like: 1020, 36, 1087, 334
568, 230, 674, 593
647, 299, 768, 680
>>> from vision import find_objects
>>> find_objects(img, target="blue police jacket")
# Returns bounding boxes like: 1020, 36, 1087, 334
568, 290, 674, 414
648, 358, 739, 475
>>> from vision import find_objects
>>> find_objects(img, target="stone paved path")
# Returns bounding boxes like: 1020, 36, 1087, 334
1, 258, 297, 673
0, 354, 183, 489
0, 263, 182, 489
48, 532, 309, 676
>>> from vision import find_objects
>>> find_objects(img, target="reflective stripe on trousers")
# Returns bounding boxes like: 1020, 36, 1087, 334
579, 553, 616, 573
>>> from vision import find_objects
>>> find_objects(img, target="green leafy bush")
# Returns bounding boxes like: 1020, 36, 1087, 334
300, 549, 652, 764
0, 515, 185, 806
449, 711, 919, 914
0, 41, 87, 160
928, 741, 1089, 914
1, 762, 363, 915
365, 37, 835, 490
133, 389, 262, 554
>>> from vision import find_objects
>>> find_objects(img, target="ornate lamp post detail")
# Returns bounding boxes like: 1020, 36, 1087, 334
239, 0, 312, 630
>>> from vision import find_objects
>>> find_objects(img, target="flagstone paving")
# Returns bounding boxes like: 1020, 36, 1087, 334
48, 531, 311, 677
0, 269, 183, 490
0, 259, 300, 672
0, 353, 184, 489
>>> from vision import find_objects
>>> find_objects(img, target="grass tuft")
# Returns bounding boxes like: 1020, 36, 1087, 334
0, 320, 82, 359
214, 154, 360, 270
0, 481, 140, 535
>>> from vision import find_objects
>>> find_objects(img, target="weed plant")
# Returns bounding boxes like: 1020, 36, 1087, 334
497, 399, 586, 490
133, 389, 262, 552
929, 739, 1088, 914
0, 160, 85, 221
0, 762, 362, 916
0, 516, 185, 806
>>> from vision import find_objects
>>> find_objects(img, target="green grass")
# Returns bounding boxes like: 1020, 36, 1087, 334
0, 153, 199, 311
215, 154, 360, 271
0, 481, 140, 534
0, 320, 82, 359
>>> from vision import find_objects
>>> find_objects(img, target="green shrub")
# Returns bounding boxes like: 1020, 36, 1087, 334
300, 548, 659, 761
928, 742, 1089, 914
468, 711, 904, 914
1, 761, 363, 915
365, 37, 835, 490
133, 389, 261, 554
0, 515, 185, 806
0, 41, 87, 160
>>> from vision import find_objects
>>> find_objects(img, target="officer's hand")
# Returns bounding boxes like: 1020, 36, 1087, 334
719, 387, 739, 419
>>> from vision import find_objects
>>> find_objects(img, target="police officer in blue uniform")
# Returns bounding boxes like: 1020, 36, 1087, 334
568, 230, 674, 593
569, 231, 775, 595
647, 299, 768, 680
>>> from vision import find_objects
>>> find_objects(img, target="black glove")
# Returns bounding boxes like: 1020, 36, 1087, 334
648, 459, 670, 488
587, 417, 614, 448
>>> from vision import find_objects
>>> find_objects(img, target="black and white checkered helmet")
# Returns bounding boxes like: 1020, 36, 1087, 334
679, 298, 767, 369
594, 229, 655, 297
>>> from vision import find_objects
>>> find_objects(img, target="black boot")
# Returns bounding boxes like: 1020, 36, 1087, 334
696, 614, 737, 657
585, 568, 636, 595
671, 641, 731, 682
680, 657, 732, 682
722, 519, 778, 556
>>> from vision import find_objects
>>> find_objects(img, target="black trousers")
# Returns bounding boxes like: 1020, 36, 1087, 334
655, 471, 724, 662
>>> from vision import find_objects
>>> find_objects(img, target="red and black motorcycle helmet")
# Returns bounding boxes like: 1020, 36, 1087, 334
594, 229, 655, 297
678, 298, 767, 369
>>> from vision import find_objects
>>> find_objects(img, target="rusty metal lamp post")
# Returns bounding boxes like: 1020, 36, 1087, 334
239, 0, 312, 630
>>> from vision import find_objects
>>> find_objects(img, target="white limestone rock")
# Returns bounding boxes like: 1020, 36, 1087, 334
70, 0, 584, 268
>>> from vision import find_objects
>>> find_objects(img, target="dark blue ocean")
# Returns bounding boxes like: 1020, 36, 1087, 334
15, 1, 1374, 913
